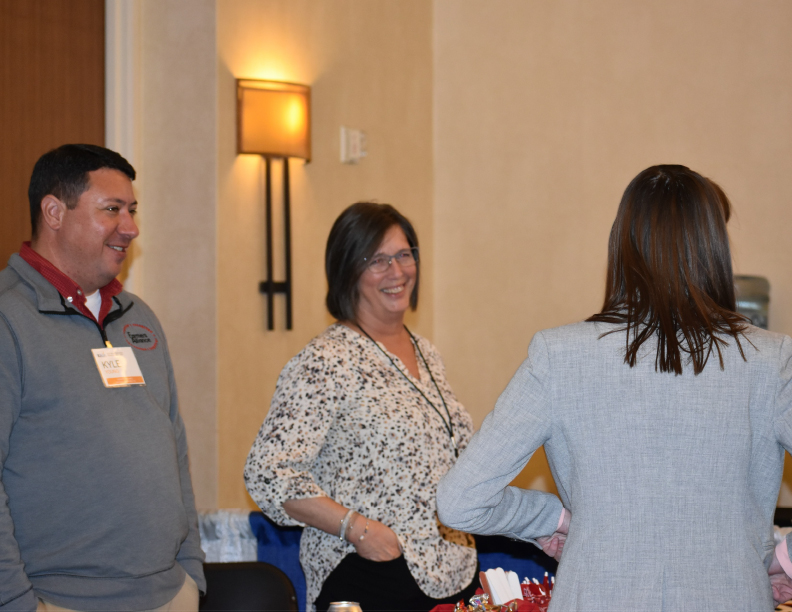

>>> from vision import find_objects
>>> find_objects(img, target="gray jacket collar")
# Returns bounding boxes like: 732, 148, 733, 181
7, 253, 131, 315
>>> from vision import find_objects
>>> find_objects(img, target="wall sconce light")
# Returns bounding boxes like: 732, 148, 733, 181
237, 78, 311, 330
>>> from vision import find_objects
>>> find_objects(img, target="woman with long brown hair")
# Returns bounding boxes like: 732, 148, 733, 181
438, 165, 792, 610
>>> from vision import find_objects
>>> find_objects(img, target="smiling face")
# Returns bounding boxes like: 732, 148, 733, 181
51, 168, 139, 294
355, 224, 417, 327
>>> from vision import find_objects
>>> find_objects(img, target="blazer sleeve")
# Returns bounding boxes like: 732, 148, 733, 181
0, 317, 36, 612
436, 331, 563, 543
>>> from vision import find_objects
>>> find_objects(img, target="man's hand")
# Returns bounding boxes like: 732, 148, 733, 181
536, 508, 571, 562
350, 516, 402, 562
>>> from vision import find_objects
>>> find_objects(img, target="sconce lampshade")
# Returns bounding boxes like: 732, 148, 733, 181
237, 79, 311, 160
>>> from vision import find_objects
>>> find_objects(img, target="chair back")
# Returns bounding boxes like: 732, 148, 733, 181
200, 561, 299, 612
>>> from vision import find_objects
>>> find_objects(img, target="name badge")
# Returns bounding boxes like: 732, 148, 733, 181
91, 347, 146, 388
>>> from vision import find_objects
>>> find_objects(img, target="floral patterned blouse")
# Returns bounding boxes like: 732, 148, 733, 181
244, 323, 477, 610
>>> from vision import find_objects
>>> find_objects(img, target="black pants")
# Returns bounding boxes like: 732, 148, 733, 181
315, 554, 479, 612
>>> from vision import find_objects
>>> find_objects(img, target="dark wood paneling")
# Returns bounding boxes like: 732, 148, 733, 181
0, 0, 104, 266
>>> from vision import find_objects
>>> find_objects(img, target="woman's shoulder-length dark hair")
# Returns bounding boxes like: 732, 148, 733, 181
587, 164, 749, 375
325, 202, 420, 322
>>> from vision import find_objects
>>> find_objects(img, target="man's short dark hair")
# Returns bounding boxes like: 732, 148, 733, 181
325, 202, 420, 322
28, 144, 136, 237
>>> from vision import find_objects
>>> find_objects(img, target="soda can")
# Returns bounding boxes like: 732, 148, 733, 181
327, 602, 363, 612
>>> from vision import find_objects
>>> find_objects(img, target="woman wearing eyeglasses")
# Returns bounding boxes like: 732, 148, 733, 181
245, 202, 478, 612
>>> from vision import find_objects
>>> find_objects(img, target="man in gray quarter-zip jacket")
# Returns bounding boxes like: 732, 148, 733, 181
0, 145, 205, 612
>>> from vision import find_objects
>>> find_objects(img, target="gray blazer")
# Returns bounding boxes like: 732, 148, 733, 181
437, 320, 792, 611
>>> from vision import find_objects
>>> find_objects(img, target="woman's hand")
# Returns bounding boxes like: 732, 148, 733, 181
769, 552, 792, 605
348, 514, 402, 561
536, 508, 571, 562
770, 573, 792, 606
537, 532, 566, 561
282, 497, 401, 561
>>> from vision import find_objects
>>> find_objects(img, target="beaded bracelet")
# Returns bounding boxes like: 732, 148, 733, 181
358, 518, 370, 542
339, 508, 356, 541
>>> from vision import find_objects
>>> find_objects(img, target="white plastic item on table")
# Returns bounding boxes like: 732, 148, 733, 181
198, 509, 258, 562
506, 571, 524, 601
484, 568, 517, 605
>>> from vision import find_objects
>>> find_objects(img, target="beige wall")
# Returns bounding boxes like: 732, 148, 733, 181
433, 0, 792, 497
127, 0, 792, 510
135, 0, 218, 509
216, 0, 434, 509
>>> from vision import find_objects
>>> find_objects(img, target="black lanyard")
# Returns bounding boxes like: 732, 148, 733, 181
357, 324, 458, 458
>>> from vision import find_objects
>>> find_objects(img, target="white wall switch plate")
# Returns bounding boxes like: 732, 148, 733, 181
340, 126, 367, 164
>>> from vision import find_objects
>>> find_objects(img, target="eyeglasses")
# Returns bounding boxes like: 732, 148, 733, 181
363, 247, 419, 274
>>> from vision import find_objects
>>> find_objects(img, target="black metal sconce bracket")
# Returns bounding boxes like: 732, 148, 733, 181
258, 156, 293, 330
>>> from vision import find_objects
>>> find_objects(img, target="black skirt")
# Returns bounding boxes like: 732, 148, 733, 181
314, 553, 479, 612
